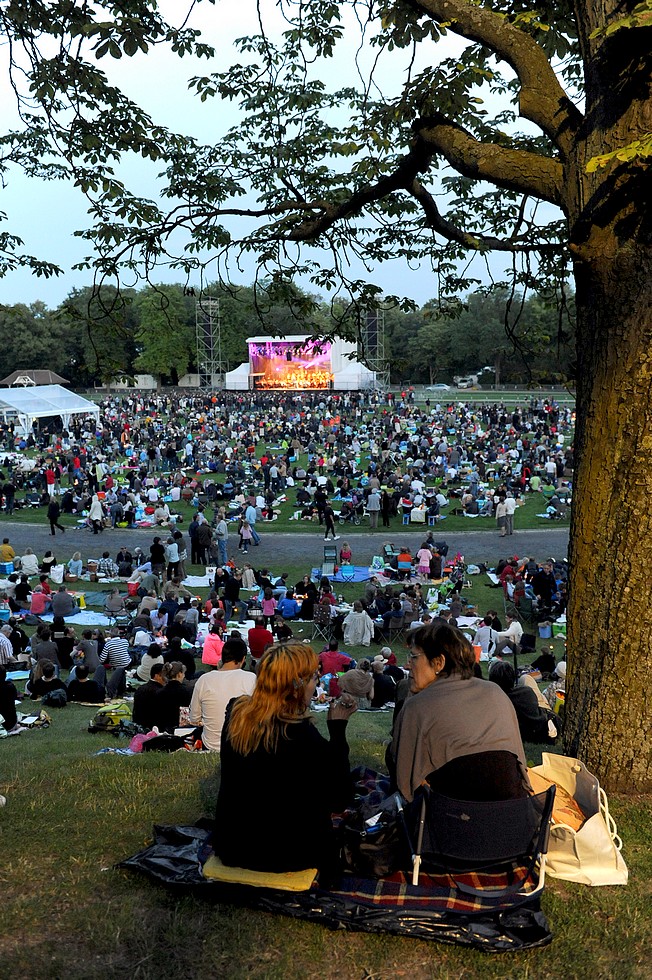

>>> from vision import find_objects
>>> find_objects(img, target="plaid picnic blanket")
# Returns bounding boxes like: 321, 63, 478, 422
333, 767, 537, 914
119, 811, 551, 951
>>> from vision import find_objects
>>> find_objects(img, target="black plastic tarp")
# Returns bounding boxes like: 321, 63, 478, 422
117, 824, 552, 953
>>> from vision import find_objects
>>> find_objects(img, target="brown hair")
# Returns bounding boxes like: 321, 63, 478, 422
410, 623, 475, 680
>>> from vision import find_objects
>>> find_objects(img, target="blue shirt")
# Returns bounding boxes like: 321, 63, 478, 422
277, 597, 300, 619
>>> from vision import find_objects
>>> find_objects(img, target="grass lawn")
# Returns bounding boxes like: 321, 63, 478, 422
2, 576, 649, 979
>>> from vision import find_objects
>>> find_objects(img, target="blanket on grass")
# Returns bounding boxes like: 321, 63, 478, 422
117, 767, 552, 952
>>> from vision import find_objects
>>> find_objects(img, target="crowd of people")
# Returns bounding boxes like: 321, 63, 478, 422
0, 388, 571, 884
0, 389, 572, 543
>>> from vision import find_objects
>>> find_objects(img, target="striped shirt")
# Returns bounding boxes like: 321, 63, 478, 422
0, 633, 15, 665
100, 637, 131, 669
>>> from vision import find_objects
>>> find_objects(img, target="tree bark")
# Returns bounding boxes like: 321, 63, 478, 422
562, 5, 652, 791
566, 242, 652, 790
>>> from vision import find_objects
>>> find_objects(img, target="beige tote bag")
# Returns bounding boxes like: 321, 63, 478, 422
530, 753, 628, 886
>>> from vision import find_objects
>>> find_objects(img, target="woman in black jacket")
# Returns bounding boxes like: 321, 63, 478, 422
215, 642, 356, 877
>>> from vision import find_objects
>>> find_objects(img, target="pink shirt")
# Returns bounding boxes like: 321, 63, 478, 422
417, 548, 432, 568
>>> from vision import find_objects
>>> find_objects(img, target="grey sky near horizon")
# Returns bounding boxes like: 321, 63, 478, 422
0, 1, 560, 310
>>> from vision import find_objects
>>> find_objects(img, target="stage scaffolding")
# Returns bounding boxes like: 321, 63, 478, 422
195, 297, 227, 389
359, 310, 390, 391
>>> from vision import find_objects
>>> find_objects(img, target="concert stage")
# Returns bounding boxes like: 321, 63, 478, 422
224, 335, 376, 391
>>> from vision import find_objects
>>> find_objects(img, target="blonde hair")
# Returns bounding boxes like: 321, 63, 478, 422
227, 642, 318, 756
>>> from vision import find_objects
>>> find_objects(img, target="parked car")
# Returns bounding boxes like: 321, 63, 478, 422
456, 377, 475, 388
425, 383, 451, 391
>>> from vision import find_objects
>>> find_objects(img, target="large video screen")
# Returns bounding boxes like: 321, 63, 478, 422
249, 339, 333, 390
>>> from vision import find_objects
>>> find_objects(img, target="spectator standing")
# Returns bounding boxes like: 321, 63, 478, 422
47, 497, 66, 536
366, 488, 381, 529
504, 493, 517, 535
323, 503, 338, 541
213, 512, 229, 565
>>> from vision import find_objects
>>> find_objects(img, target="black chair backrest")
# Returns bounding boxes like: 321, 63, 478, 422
428, 750, 526, 802
415, 783, 554, 871
313, 604, 332, 626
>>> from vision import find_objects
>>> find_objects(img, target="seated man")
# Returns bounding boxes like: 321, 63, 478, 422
248, 620, 274, 664
189, 638, 256, 751
0, 538, 15, 564
138, 590, 159, 616
382, 599, 404, 632
0, 624, 17, 667
396, 548, 413, 580
97, 552, 120, 578
276, 591, 300, 620
493, 611, 523, 656
66, 663, 105, 703
132, 663, 166, 729
51, 585, 77, 619
318, 639, 353, 677
473, 615, 499, 660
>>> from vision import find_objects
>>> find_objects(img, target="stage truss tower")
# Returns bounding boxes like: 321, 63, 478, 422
360, 310, 390, 391
195, 297, 227, 389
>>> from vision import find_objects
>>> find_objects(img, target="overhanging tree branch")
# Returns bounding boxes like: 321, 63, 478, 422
407, 177, 565, 252
409, 0, 583, 157
415, 114, 565, 206
284, 142, 433, 240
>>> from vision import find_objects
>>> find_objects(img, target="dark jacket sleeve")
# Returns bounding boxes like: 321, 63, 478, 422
322, 718, 354, 813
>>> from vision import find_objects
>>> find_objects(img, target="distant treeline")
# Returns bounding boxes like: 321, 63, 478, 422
0, 282, 575, 387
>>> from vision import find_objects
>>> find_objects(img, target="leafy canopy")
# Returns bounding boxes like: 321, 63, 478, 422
0, 0, 630, 333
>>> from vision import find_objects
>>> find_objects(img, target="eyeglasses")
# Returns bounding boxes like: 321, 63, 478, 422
408, 652, 423, 662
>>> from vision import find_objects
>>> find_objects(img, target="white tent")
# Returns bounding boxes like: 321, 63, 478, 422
0, 385, 100, 432
224, 363, 251, 390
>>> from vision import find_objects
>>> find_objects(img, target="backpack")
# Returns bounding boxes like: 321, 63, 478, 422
88, 700, 132, 733
41, 688, 68, 708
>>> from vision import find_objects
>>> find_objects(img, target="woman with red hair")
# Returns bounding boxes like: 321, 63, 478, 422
215, 642, 356, 875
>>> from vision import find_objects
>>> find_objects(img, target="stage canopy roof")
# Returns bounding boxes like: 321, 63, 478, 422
0, 385, 99, 429
0, 369, 69, 386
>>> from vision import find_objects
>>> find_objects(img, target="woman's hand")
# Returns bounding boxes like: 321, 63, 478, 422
328, 697, 358, 721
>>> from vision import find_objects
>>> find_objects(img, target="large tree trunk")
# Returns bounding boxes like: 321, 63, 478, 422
562, 0, 652, 791
565, 242, 652, 791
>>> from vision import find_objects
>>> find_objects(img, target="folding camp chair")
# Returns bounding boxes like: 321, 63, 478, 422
322, 545, 337, 578
386, 614, 406, 645
408, 768, 555, 897
311, 602, 333, 644
340, 564, 355, 582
